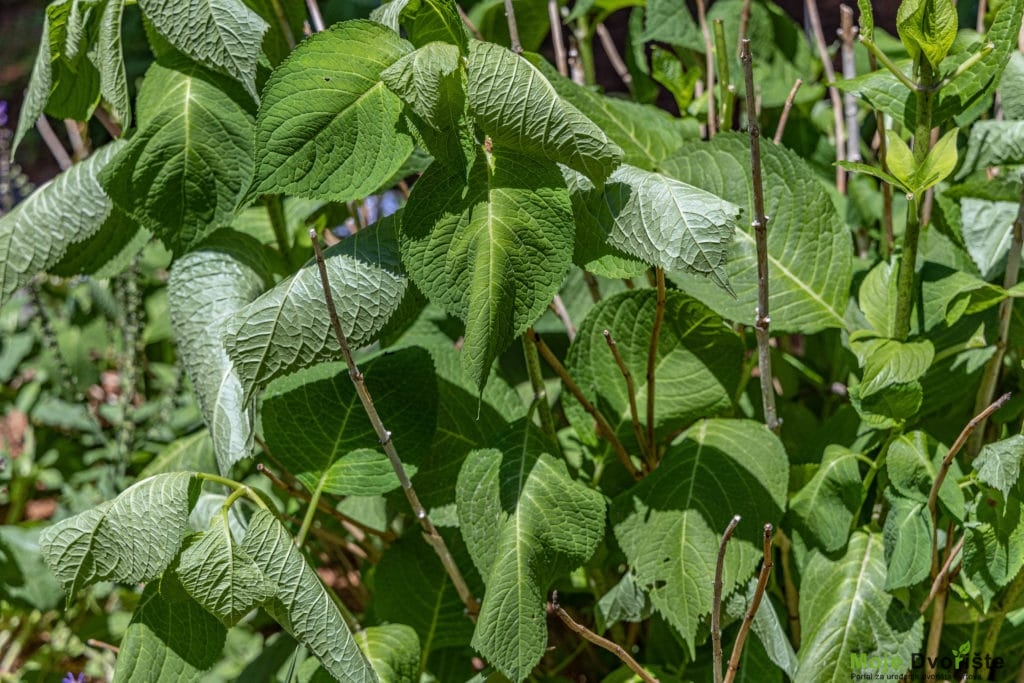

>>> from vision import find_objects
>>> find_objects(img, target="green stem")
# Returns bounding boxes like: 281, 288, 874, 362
295, 479, 325, 548
859, 36, 921, 93
266, 195, 293, 268
893, 58, 935, 341
196, 473, 271, 511
575, 14, 596, 85
523, 331, 559, 450
713, 20, 733, 132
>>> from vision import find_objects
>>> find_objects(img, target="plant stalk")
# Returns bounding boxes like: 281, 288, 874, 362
713, 515, 742, 683
548, 0, 568, 76
309, 229, 479, 617
773, 78, 803, 144
523, 330, 559, 449
740, 39, 780, 434
646, 268, 666, 457
804, 0, 846, 193
604, 329, 651, 467
724, 524, 774, 683
266, 195, 294, 267
696, 0, 716, 136
713, 20, 734, 132
504, 0, 523, 54
551, 592, 656, 683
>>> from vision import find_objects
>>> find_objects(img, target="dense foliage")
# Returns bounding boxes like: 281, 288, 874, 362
3, 0, 1024, 681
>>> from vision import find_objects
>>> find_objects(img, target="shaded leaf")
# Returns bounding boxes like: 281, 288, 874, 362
882, 491, 932, 590
963, 491, 1024, 610
90, 0, 131, 129
886, 431, 964, 521
355, 624, 421, 682
974, 434, 1024, 500
789, 446, 864, 552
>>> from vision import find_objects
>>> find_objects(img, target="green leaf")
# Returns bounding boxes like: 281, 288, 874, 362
372, 0, 468, 51
958, 120, 1024, 179
658, 133, 852, 332
90, 0, 131, 129
789, 446, 865, 552
0, 141, 125, 308
457, 420, 605, 680
564, 289, 742, 450
580, 164, 740, 288
114, 573, 227, 682
45, 0, 102, 120
897, 0, 957, 68
48, 207, 148, 280
240, 508, 377, 682
177, 515, 276, 628
137, 0, 268, 99
355, 624, 421, 682
998, 52, 1024, 120
139, 430, 219, 478
887, 431, 965, 520
725, 580, 799, 679
974, 434, 1024, 500
882, 491, 933, 590
260, 347, 437, 496
372, 531, 476, 651
884, 130, 916, 190
852, 338, 934, 397
99, 60, 255, 254
223, 215, 408, 403
642, 0, 701, 50
168, 231, 275, 471
597, 572, 652, 628
920, 262, 1005, 330
401, 147, 573, 390
247, 20, 413, 202
0, 525, 63, 611
913, 128, 959, 193
466, 41, 623, 181
40, 473, 196, 596
836, 161, 906, 191
795, 532, 924, 683
611, 419, 788, 654
963, 491, 1024, 609
528, 53, 699, 169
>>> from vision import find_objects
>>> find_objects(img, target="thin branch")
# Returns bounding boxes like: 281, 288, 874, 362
805, 0, 846, 193
738, 0, 752, 49
604, 329, 651, 467
93, 107, 122, 138
695, 0, 716, 136
305, 0, 325, 33
268, 0, 297, 47
523, 330, 559, 449
773, 78, 803, 144
724, 524, 774, 683
583, 270, 602, 302
920, 532, 964, 614
714, 20, 735, 131
548, 0, 568, 77
977, 0, 989, 33
549, 294, 576, 341
839, 5, 860, 163
713, 515, 742, 683
859, 35, 921, 92
646, 269, 666, 456
35, 116, 72, 170
309, 229, 479, 617
63, 119, 87, 160
928, 392, 1012, 579
551, 592, 658, 683
457, 4, 484, 40
741, 39, 780, 434
532, 329, 640, 479
968, 175, 1024, 456
504, 0, 523, 54
596, 23, 632, 88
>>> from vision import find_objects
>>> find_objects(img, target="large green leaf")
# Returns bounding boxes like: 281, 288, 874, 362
882, 491, 932, 590
40, 473, 197, 596
137, 0, 267, 99
896, 0, 957, 68
90, 0, 131, 129
466, 40, 623, 182
355, 624, 421, 682
457, 420, 605, 680
168, 231, 275, 472
401, 147, 574, 389
795, 532, 923, 682
886, 431, 964, 521
114, 573, 227, 683
610, 419, 788, 654
371, 0, 469, 52
223, 215, 408, 403
658, 133, 852, 332
974, 434, 1024, 500
0, 141, 125, 308
573, 164, 739, 288
963, 490, 1024, 609
247, 20, 413, 202
958, 121, 1024, 178
789, 446, 864, 552
177, 515, 276, 628
100, 59, 254, 254
642, 0, 701, 49
260, 347, 437, 496
564, 289, 742, 450
240, 508, 377, 682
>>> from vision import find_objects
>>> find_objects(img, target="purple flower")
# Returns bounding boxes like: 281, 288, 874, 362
62, 673, 85, 683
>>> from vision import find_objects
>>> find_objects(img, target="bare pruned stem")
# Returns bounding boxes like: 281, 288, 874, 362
724, 524, 774, 683
740, 39, 780, 434
646, 269, 666, 456
548, 0, 568, 76
523, 330, 559, 448
504, 0, 523, 54
549, 294, 576, 340
695, 0, 716, 136
738, 0, 752, 48
713, 515, 742, 683
773, 78, 802, 144
309, 229, 479, 617
969, 179, 1024, 456
604, 329, 651, 467
457, 4, 484, 40
532, 329, 640, 479
920, 531, 964, 614
839, 5, 860, 164
305, 0, 325, 32
596, 23, 632, 88
36, 116, 72, 170
714, 20, 734, 131
805, 0, 846, 193
927, 392, 1012, 579
551, 592, 657, 683
583, 270, 602, 302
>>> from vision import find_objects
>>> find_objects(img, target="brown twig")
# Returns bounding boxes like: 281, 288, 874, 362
35, 116, 72, 170
551, 592, 658, 683
805, 0, 846, 193
309, 229, 479, 617
646, 269, 666, 457
457, 4, 484, 40
305, 0, 325, 32
773, 78, 803, 144
724, 524, 774, 683
740, 39, 780, 434
504, 0, 523, 54
532, 329, 640, 479
604, 329, 651, 467
696, 0, 716, 136
63, 119, 87, 160
928, 392, 1012, 579
713, 515, 742, 683
920, 531, 964, 614
596, 23, 632, 88
549, 294, 576, 341
582, 270, 602, 303
738, 0, 752, 49
87, 638, 120, 654
548, 0, 568, 76
839, 5, 860, 164
93, 107, 123, 138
